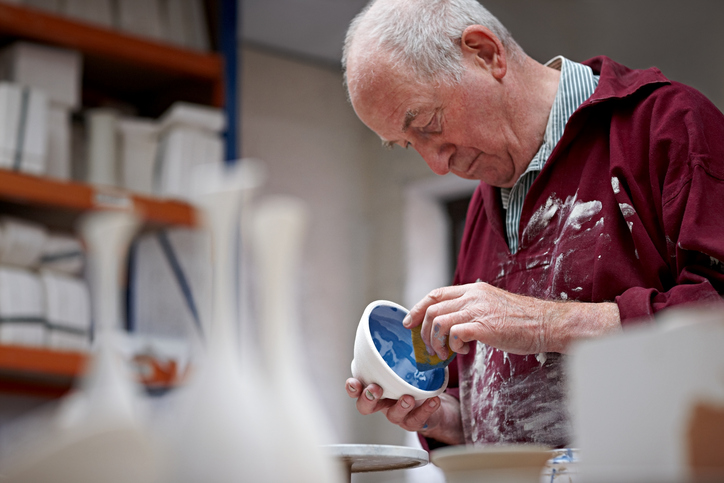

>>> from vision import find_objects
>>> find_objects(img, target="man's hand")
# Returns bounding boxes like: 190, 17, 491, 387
345, 378, 464, 445
403, 282, 622, 359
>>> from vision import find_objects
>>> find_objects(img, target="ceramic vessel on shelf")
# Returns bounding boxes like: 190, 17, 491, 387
431, 444, 552, 483
351, 300, 449, 401
0, 210, 160, 483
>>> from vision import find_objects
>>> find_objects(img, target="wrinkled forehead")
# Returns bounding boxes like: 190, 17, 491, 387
347, 48, 424, 109
348, 58, 412, 124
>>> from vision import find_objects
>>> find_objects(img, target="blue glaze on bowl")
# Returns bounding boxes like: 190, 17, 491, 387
368, 304, 446, 392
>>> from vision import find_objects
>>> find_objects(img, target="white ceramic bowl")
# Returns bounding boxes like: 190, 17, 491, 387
351, 300, 449, 401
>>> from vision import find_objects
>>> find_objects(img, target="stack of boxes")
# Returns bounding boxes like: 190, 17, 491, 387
0, 39, 226, 202
0, 39, 225, 351
0, 216, 91, 351
0, 41, 80, 179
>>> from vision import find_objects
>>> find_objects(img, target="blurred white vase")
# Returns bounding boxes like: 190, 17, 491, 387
250, 195, 344, 483
0, 210, 160, 483
160, 159, 302, 482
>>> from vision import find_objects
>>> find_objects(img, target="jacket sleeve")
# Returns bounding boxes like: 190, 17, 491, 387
615, 85, 724, 323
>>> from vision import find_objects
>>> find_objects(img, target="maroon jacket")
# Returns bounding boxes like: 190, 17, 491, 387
436, 56, 724, 448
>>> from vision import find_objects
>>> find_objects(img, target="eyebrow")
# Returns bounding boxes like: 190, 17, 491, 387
402, 109, 419, 133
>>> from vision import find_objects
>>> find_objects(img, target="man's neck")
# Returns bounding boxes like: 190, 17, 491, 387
506, 55, 561, 178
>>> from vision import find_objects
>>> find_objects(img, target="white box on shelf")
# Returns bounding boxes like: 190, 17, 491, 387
118, 116, 159, 195
117, 0, 164, 41
158, 101, 226, 134
0, 82, 48, 175
0, 266, 46, 347
85, 107, 119, 187
46, 330, 90, 352
40, 270, 91, 352
46, 103, 72, 180
155, 101, 225, 201
0, 216, 48, 268
156, 126, 224, 201
39, 232, 85, 276
0, 41, 82, 110
0, 322, 46, 347
63, 0, 114, 28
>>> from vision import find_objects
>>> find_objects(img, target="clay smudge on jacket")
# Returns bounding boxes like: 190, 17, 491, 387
611, 176, 621, 194
618, 202, 636, 218
460, 343, 571, 447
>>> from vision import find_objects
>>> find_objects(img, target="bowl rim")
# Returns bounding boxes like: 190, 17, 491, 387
358, 299, 449, 398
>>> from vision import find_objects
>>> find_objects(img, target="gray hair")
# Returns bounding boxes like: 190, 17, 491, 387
343, 0, 523, 87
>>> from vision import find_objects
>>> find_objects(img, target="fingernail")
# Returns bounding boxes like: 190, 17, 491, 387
426, 344, 435, 356
347, 383, 357, 393
428, 399, 438, 408
402, 314, 411, 327
400, 398, 411, 409
365, 389, 375, 401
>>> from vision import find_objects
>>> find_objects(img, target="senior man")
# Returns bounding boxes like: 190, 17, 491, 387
343, 0, 724, 449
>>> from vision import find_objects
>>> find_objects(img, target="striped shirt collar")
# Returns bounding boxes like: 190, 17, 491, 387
500, 56, 599, 253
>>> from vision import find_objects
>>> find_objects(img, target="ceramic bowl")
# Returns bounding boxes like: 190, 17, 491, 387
351, 300, 449, 401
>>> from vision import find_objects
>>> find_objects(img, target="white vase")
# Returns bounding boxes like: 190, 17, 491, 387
0, 210, 161, 483
250, 195, 344, 483
160, 159, 301, 482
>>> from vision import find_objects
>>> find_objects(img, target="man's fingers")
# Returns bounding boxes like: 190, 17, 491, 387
346, 378, 362, 398
403, 285, 468, 329
449, 325, 476, 354
404, 397, 440, 431
424, 301, 473, 359
355, 383, 395, 415
385, 395, 416, 425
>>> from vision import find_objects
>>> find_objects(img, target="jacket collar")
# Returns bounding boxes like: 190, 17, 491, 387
582, 55, 670, 104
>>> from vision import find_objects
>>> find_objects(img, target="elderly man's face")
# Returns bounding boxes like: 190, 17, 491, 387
348, 57, 522, 188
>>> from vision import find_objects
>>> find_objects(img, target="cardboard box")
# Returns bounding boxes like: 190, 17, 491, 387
46, 104, 72, 180
118, 117, 159, 195
0, 42, 81, 110
0, 82, 48, 175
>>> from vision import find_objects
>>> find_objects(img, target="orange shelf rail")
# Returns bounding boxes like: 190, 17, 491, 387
0, 3, 224, 106
0, 169, 197, 227
0, 344, 182, 398
0, 344, 85, 377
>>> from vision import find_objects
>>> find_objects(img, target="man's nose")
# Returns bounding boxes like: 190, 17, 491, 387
416, 141, 454, 175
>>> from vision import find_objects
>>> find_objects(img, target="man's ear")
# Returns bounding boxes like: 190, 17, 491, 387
461, 25, 507, 80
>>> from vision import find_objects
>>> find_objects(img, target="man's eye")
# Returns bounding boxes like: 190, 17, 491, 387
421, 114, 441, 133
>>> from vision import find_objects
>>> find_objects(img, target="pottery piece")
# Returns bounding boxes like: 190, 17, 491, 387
351, 300, 449, 401
251, 195, 345, 483
159, 159, 287, 483
0, 210, 160, 483
431, 444, 552, 483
